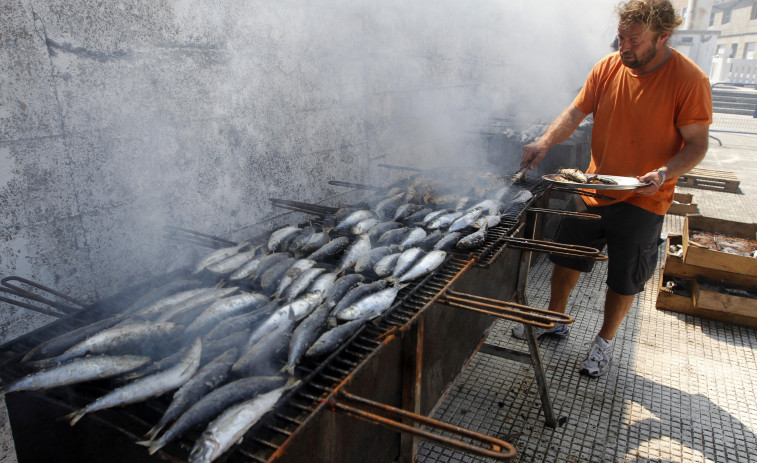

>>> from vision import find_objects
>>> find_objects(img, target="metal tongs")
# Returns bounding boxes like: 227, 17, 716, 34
511, 166, 528, 184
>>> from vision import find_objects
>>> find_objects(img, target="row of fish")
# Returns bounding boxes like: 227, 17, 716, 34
1, 173, 535, 462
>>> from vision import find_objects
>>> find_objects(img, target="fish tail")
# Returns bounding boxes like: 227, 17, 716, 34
143, 423, 163, 440
65, 409, 87, 426
135, 439, 153, 448
148, 441, 166, 456
280, 364, 295, 376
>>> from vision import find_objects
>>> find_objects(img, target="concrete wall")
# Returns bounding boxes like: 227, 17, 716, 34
0, 0, 615, 343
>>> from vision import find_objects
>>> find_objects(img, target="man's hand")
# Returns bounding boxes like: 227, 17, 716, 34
634, 170, 665, 196
521, 141, 550, 170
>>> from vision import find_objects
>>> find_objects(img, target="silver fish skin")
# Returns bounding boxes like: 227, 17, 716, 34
66, 338, 203, 426
232, 321, 293, 376
307, 236, 350, 262
305, 319, 365, 358
287, 226, 316, 253
351, 217, 378, 235
433, 232, 462, 251
366, 221, 402, 242
447, 207, 483, 232
413, 230, 444, 251
334, 209, 375, 231
185, 292, 270, 338
145, 347, 238, 440
373, 194, 405, 220
193, 244, 246, 274
393, 203, 425, 221
267, 226, 301, 252
403, 208, 434, 225
335, 284, 404, 322
281, 267, 326, 302
133, 287, 217, 319
243, 252, 291, 282
2, 355, 150, 394
324, 274, 365, 308
188, 381, 298, 463
468, 199, 505, 215
456, 224, 489, 250
391, 248, 425, 281
21, 314, 127, 363
297, 232, 331, 254
53, 322, 184, 363
373, 252, 402, 278
421, 209, 450, 226
398, 227, 427, 249
140, 376, 286, 455
282, 303, 330, 375
204, 248, 260, 275
377, 227, 413, 246
274, 259, 317, 299
428, 210, 465, 230
354, 245, 400, 274
305, 272, 337, 302
336, 234, 372, 274
330, 279, 389, 318
123, 279, 205, 315
472, 213, 501, 229
455, 196, 473, 211
156, 286, 240, 323
245, 295, 317, 347
396, 250, 447, 283
259, 258, 297, 294
203, 306, 275, 341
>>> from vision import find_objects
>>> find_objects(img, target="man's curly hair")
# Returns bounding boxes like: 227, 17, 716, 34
616, 0, 682, 35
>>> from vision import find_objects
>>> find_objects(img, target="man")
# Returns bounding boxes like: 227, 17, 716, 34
513, 0, 712, 377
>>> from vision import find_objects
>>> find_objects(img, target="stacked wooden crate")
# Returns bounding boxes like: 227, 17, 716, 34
656, 215, 757, 328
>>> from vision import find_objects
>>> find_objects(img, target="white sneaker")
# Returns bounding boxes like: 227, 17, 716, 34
580, 335, 614, 377
511, 323, 570, 340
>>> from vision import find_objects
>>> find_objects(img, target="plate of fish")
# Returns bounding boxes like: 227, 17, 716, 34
542, 168, 650, 190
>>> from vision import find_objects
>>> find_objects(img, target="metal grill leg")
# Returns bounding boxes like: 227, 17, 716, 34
523, 325, 557, 427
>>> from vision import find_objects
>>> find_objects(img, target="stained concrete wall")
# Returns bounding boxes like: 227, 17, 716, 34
0, 0, 616, 343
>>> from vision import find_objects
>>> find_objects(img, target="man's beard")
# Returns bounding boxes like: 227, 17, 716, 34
621, 44, 658, 69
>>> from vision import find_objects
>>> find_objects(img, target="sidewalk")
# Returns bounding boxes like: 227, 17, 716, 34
418, 133, 757, 462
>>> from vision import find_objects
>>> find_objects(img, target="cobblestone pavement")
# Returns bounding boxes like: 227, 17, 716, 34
417, 133, 757, 463
1, 135, 755, 463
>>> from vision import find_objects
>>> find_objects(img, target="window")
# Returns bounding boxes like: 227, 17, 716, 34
681, 7, 688, 22
710, 12, 716, 27
751, 5, 757, 20
716, 44, 726, 57
722, 10, 732, 24
744, 43, 756, 59
731, 43, 739, 58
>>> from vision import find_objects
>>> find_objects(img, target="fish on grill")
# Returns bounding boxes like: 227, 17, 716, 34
394, 250, 447, 284
259, 258, 299, 294
1, 355, 151, 394
48, 321, 184, 364
334, 209, 375, 232
334, 284, 405, 322
433, 231, 462, 251
398, 227, 427, 249
403, 207, 434, 225
139, 376, 287, 455
307, 236, 350, 261
282, 302, 331, 375
21, 314, 127, 363
193, 243, 247, 275
145, 347, 238, 440
427, 210, 465, 230
203, 306, 276, 342
373, 193, 405, 220
232, 320, 293, 376
286, 226, 317, 253
305, 319, 366, 358
273, 259, 317, 299
187, 380, 299, 463
393, 203, 426, 221
373, 252, 402, 278
413, 230, 444, 251
185, 292, 270, 338
335, 234, 372, 274
353, 245, 400, 274
377, 227, 413, 246
267, 226, 301, 253
296, 231, 331, 254
305, 272, 337, 303
156, 286, 240, 323
66, 338, 203, 426
239, 252, 291, 282
390, 247, 425, 281
324, 274, 365, 308
132, 287, 218, 319
366, 221, 402, 242
204, 247, 261, 276
421, 209, 449, 227
456, 224, 489, 250
281, 267, 326, 302
329, 279, 389, 319
472, 213, 501, 229
351, 217, 378, 235
447, 207, 483, 232
123, 279, 205, 315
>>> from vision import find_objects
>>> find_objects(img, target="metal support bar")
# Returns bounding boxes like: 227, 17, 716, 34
400, 317, 424, 463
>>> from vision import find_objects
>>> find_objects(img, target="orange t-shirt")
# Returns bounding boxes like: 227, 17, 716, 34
573, 49, 712, 215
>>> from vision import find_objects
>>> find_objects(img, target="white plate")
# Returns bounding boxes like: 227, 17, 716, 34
542, 174, 650, 190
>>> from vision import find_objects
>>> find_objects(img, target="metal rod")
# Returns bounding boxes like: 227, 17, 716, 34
376, 163, 425, 172
527, 207, 602, 220
334, 390, 517, 461
269, 198, 340, 216
328, 180, 385, 191
163, 225, 238, 247
0, 291, 67, 318
0, 277, 84, 315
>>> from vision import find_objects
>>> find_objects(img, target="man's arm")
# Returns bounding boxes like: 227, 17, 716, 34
521, 104, 589, 170
635, 122, 710, 195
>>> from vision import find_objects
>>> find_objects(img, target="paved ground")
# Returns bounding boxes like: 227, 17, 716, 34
417, 133, 757, 463
0, 133, 754, 463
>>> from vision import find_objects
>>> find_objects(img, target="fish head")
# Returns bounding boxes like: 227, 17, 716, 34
188, 436, 222, 463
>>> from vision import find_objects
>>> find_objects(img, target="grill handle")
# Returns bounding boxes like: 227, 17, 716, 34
438, 290, 573, 329
332, 390, 517, 461
0, 277, 85, 317
497, 236, 607, 260
163, 225, 238, 249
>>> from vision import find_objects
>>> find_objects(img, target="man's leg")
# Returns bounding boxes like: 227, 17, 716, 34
597, 288, 635, 340
548, 264, 581, 312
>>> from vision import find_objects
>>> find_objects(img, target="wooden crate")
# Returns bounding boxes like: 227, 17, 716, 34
666, 192, 697, 216
682, 215, 757, 276
692, 280, 757, 329
664, 234, 757, 288
677, 168, 740, 192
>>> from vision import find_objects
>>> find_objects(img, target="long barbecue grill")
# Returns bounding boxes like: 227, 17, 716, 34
0, 169, 607, 463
